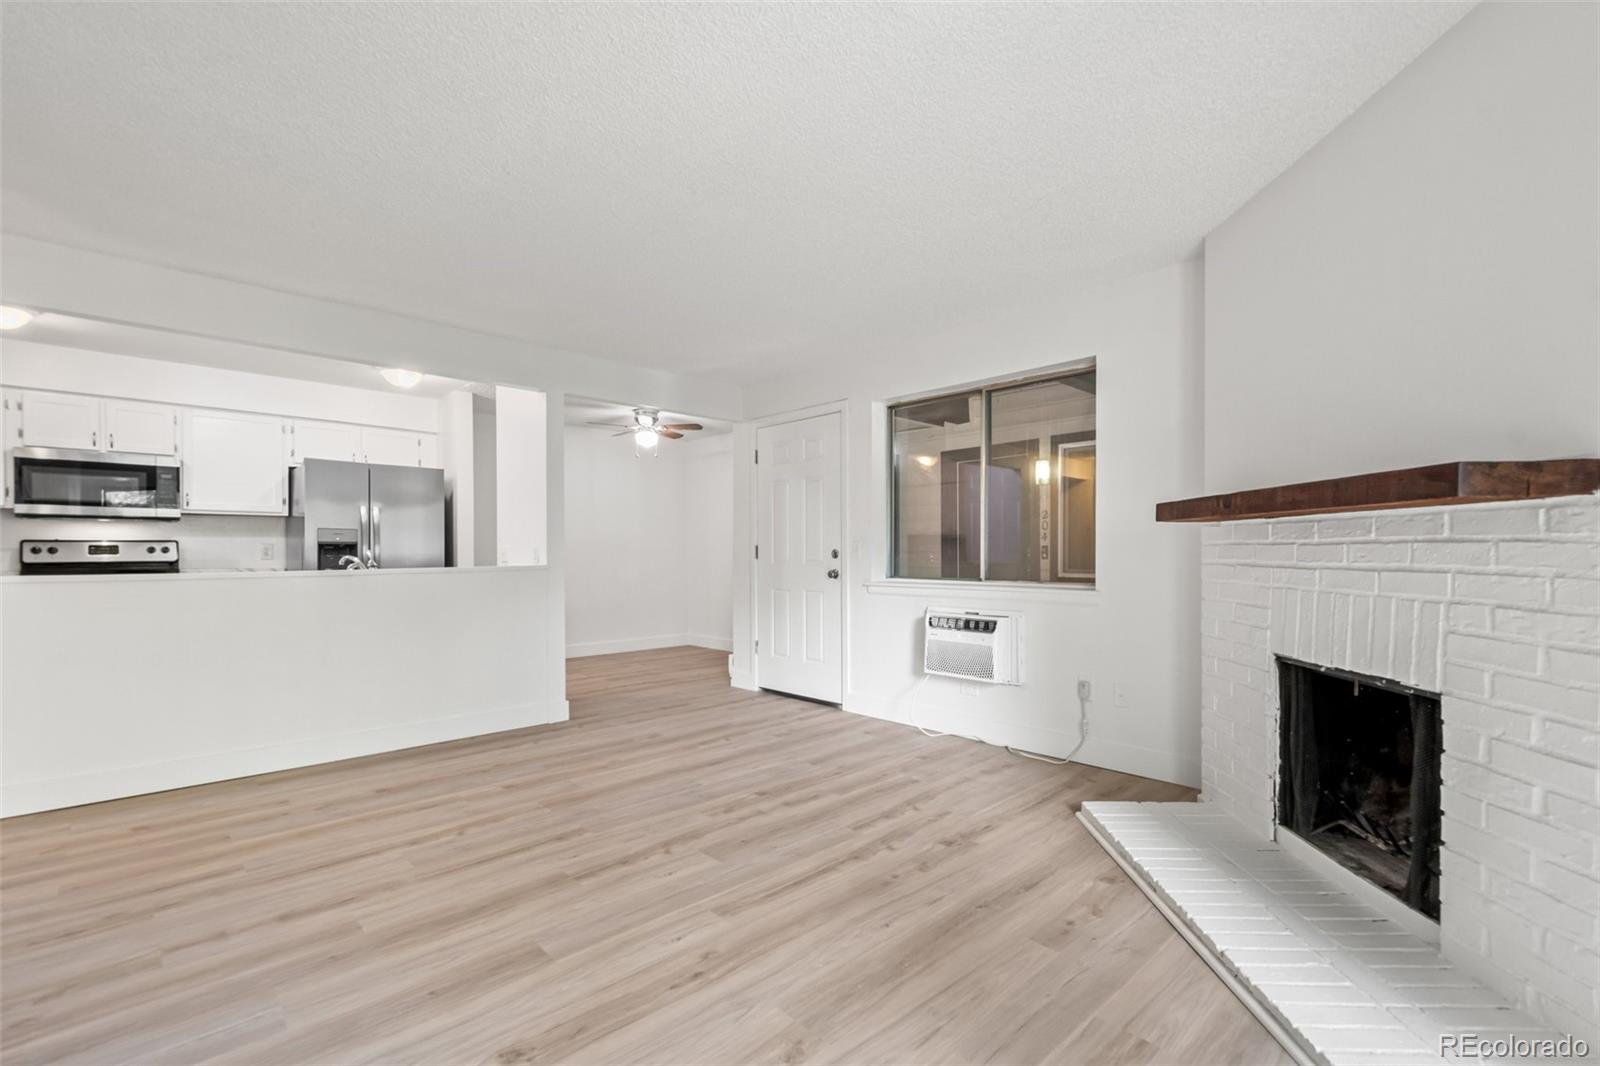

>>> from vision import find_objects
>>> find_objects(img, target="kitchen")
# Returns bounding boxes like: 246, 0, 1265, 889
0, 311, 562, 817
2, 319, 548, 575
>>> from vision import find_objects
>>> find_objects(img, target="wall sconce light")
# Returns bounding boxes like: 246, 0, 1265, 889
1034, 459, 1052, 485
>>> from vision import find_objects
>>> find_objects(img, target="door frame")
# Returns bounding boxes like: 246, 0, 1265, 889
746, 399, 849, 702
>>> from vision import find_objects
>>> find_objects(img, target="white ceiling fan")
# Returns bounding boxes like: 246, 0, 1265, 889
586, 407, 704, 453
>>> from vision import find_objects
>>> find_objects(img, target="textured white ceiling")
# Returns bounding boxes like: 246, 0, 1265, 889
1, 2, 1471, 382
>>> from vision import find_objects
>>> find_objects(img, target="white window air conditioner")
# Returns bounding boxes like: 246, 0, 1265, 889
923, 608, 1022, 685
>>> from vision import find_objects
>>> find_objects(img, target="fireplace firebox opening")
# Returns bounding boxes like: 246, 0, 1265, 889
1276, 657, 1443, 920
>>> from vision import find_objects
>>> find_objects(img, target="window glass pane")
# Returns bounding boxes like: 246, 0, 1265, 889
987, 370, 1096, 583
890, 390, 983, 579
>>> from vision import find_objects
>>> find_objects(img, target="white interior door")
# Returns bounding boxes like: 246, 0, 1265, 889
756, 412, 843, 703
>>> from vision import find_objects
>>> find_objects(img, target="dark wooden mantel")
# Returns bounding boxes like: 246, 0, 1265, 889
1156, 459, 1600, 523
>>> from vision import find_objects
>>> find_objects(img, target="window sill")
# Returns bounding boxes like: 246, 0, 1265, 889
863, 578, 1099, 602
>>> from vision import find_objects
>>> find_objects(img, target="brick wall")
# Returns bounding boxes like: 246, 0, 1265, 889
1198, 496, 1599, 1036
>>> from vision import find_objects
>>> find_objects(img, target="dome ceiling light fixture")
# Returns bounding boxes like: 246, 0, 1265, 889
0, 306, 36, 330
379, 368, 423, 388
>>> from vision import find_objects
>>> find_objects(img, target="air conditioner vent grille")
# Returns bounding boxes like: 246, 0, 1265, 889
926, 638, 995, 681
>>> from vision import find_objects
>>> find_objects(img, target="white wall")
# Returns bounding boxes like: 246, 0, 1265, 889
1204, 1, 1600, 495
564, 427, 733, 656
0, 566, 563, 816
735, 260, 1205, 785
682, 434, 735, 648
2, 236, 742, 422
493, 385, 548, 566
437, 389, 475, 566
473, 396, 498, 566
0, 339, 441, 431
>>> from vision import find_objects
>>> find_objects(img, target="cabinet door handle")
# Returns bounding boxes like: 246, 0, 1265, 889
109, 433, 115, 449
92, 431, 97, 447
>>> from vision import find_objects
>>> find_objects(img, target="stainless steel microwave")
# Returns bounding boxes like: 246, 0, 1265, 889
11, 446, 181, 519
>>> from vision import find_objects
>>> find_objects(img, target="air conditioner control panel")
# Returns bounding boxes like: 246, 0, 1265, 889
928, 614, 998, 633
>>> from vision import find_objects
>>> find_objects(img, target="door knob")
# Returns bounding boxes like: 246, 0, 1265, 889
827, 568, 840, 579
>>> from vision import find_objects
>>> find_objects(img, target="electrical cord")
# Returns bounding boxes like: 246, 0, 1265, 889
894, 674, 1090, 766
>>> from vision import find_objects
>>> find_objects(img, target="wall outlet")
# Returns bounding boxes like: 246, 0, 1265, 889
960, 681, 981, 698
1113, 682, 1130, 708
1077, 678, 1092, 701
258, 542, 275, 561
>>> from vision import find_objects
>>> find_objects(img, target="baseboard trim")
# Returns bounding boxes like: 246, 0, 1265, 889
841, 690, 1198, 787
1, 699, 569, 818
566, 634, 733, 658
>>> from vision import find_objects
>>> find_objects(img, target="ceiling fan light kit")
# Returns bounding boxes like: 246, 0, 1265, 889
584, 407, 706, 456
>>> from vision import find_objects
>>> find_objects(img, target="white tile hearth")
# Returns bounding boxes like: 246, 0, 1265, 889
1080, 802, 1587, 1066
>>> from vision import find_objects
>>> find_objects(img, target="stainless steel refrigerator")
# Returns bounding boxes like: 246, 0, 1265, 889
288, 458, 445, 570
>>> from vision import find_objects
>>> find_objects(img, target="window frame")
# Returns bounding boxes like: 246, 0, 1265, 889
886, 361, 1096, 587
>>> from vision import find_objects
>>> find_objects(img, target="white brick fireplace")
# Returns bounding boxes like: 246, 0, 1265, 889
1197, 496, 1599, 1039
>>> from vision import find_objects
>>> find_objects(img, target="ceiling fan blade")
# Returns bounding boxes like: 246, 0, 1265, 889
586, 421, 630, 429
657, 429, 684, 440
611, 429, 636, 437
659, 423, 703, 431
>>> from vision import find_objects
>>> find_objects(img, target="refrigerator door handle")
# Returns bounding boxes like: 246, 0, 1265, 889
373, 504, 382, 568
359, 503, 371, 567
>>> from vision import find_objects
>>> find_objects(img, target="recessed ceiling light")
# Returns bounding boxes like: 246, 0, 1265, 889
0, 306, 35, 330
380, 368, 423, 388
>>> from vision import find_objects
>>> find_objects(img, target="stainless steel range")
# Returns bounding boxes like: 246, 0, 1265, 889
20, 539, 180, 575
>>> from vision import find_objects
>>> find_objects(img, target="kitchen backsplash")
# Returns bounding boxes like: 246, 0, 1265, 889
0, 512, 288, 573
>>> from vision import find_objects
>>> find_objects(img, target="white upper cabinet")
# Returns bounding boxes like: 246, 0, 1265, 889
18, 391, 103, 450
2, 391, 20, 507
104, 399, 178, 455
182, 410, 287, 514
290, 420, 362, 465
362, 426, 431, 467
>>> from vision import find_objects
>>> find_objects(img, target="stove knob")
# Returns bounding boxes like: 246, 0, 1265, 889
45, 545, 59, 555
147, 546, 158, 554
28, 545, 41, 555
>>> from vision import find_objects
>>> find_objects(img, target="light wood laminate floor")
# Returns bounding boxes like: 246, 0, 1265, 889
1, 647, 1289, 1065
